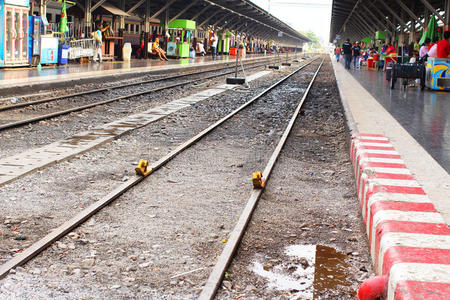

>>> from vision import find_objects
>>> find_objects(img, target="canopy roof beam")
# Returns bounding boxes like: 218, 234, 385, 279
418, 0, 446, 24
395, 0, 425, 28
126, 0, 145, 14
148, 0, 177, 20
91, 0, 107, 12
191, 4, 212, 21
169, 0, 199, 24
378, 0, 408, 28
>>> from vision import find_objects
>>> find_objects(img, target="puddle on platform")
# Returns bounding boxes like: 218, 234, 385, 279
250, 244, 352, 299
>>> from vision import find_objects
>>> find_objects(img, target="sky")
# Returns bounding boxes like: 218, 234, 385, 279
250, 0, 332, 43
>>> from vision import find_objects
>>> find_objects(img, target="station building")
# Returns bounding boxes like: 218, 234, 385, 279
0, 0, 309, 67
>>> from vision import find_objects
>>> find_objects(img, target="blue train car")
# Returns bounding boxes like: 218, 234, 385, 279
0, 0, 30, 67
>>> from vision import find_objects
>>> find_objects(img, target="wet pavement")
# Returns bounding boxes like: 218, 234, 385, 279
345, 64, 450, 173
0, 54, 270, 89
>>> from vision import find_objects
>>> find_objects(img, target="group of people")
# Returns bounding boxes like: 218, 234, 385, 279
334, 30, 450, 71
334, 39, 362, 70
417, 31, 450, 62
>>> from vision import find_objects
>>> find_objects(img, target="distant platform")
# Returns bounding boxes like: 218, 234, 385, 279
0, 54, 280, 92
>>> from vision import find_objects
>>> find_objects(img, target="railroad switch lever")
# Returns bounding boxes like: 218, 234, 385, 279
135, 160, 151, 176
252, 172, 266, 189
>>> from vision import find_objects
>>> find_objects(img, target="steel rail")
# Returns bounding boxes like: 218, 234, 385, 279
0, 59, 272, 113
0, 58, 285, 132
0, 57, 320, 280
198, 59, 324, 300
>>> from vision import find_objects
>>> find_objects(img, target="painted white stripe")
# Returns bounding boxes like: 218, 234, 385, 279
358, 157, 405, 164
362, 167, 411, 175
359, 178, 421, 210
357, 170, 414, 201
371, 211, 444, 247
361, 179, 422, 214
356, 166, 410, 192
387, 263, 450, 300
356, 168, 414, 193
355, 149, 399, 155
366, 196, 432, 250
377, 232, 450, 273
355, 136, 389, 141
354, 142, 394, 147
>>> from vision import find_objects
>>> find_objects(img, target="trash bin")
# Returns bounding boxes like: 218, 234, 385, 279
58, 44, 70, 65
123, 43, 132, 61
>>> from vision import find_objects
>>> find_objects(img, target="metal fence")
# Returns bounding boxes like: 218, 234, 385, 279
68, 38, 96, 59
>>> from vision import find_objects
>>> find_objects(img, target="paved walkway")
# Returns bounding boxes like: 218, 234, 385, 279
345, 63, 450, 174
0, 54, 284, 90
332, 58, 450, 224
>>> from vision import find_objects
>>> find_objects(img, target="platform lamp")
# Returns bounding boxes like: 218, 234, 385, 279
226, 45, 246, 84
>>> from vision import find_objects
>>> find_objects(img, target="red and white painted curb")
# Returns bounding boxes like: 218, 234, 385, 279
351, 133, 450, 300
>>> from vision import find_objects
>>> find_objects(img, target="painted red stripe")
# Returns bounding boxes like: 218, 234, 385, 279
373, 221, 450, 269
358, 139, 391, 144
371, 185, 426, 195
382, 246, 450, 275
355, 153, 403, 174
359, 173, 416, 199
394, 281, 450, 300
364, 186, 427, 219
368, 202, 438, 242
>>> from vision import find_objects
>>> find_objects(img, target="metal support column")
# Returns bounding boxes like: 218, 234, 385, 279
446, 0, 450, 29
164, 9, 169, 52
144, 0, 151, 59
40, 0, 47, 33
118, 0, 125, 59
85, 0, 92, 36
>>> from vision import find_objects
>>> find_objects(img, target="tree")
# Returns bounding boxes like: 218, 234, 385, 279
299, 30, 323, 52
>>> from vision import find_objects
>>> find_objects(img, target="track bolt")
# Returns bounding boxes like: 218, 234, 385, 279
135, 160, 150, 176
252, 172, 266, 189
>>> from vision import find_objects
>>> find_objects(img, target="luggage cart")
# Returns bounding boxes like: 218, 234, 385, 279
390, 63, 426, 90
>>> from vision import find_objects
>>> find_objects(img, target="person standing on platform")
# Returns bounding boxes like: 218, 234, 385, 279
211, 33, 218, 60
342, 39, 352, 70
334, 45, 341, 62
436, 31, 450, 58
92, 23, 110, 63
352, 41, 361, 69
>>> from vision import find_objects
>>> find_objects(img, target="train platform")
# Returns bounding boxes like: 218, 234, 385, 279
0, 54, 281, 94
332, 58, 450, 300
332, 58, 450, 223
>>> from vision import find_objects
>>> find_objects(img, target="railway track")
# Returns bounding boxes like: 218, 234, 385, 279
0, 58, 291, 131
0, 58, 323, 297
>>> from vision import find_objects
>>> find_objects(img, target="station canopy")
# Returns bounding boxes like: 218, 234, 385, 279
330, 0, 449, 43
77, 0, 310, 46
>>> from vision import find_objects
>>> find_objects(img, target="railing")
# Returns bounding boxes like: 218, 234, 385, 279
68, 38, 96, 59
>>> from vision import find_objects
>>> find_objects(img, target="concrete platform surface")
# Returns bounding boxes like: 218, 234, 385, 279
0, 54, 279, 91
348, 64, 450, 174
332, 58, 450, 225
